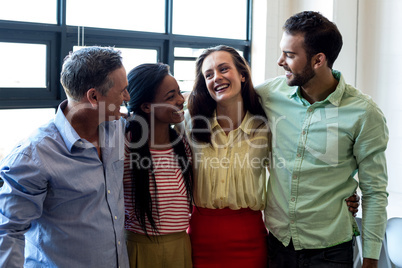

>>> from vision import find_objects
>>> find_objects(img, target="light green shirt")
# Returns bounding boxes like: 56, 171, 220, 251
255, 70, 388, 259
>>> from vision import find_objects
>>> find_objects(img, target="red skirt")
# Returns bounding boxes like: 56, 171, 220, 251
188, 207, 268, 268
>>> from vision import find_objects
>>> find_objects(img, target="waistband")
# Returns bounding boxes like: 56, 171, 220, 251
125, 230, 188, 244
193, 206, 262, 216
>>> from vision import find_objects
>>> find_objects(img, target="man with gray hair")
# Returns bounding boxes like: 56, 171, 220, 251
0, 46, 130, 267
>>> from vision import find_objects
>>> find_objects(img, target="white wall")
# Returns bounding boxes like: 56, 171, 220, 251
332, 0, 358, 85
354, 0, 402, 218
252, 0, 402, 218
252, 0, 334, 84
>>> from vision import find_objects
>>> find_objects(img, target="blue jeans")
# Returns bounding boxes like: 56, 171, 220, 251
267, 233, 353, 268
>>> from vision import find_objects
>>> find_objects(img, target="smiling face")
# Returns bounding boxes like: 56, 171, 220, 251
201, 51, 245, 105
277, 32, 315, 87
143, 75, 185, 126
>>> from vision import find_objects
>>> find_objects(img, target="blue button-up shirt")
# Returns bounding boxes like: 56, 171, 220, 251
0, 101, 129, 267
256, 70, 389, 259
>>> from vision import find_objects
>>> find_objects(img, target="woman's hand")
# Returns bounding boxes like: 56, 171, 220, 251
346, 192, 360, 217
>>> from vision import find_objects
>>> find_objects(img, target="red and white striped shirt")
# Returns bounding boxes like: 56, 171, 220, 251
123, 138, 192, 235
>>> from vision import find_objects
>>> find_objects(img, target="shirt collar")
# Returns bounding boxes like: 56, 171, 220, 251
211, 110, 254, 135
211, 111, 219, 130
288, 70, 345, 107
288, 85, 299, 99
54, 100, 83, 152
326, 70, 345, 106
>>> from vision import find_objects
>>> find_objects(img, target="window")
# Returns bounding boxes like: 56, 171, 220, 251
0, 108, 56, 161
172, 0, 248, 39
174, 47, 204, 92
66, 0, 166, 33
0, 0, 251, 109
73, 46, 158, 74
115, 47, 159, 73
0, 0, 252, 162
0, 0, 57, 24
0, 42, 47, 88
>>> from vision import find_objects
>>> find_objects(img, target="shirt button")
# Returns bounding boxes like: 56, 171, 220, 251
302, 130, 306, 135
291, 220, 295, 224
297, 153, 301, 158
114, 216, 117, 220
220, 197, 223, 200
293, 175, 297, 179
118, 241, 121, 245
308, 108, 313, 112
221, 180, 225, 183
108, 190, 111, 194
291, 197, 295, 202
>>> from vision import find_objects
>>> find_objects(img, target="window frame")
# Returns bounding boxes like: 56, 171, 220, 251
0, 0, 252, 109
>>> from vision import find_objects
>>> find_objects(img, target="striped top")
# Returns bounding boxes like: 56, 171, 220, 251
123, 138, 192, 235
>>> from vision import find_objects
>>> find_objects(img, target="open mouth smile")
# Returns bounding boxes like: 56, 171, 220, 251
173, 107, 185, 114
214, 84, 229, 92
285, 70, 293, 78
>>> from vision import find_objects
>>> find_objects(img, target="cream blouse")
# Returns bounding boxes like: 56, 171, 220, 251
180, 110, 270, 211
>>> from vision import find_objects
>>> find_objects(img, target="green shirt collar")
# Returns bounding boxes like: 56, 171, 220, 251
288, 70, 345, 107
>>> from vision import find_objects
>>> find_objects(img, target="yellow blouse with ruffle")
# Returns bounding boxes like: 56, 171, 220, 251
181, 111, 270, 211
